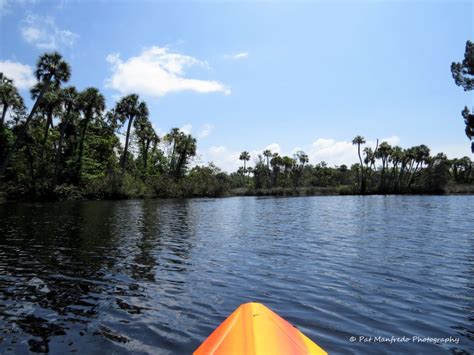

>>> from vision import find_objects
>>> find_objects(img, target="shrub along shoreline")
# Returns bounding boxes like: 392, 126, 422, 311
1, 180, 473, 203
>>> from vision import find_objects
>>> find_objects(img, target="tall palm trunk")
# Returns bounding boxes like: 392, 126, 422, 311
357, 144, 366, 194
380, 159, 386, 193
0, 79, 50, 176
144, 139, 151, 171
77, 113, 91, 176
390, 163, 397, 193
175, 139, 189, 179
266, 158, 271, 188
54, 105, 72, 181
25, 145, 36, 196
1, 103, 8, 127
40, 110, 53, 160
121, 115, 133, 171
169, 140, 177, 175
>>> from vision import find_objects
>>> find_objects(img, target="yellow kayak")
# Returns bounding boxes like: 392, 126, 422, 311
194, 302, 327, 355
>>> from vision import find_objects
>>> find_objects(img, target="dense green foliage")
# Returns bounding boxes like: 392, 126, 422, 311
0, 51, 473, 201
451, 40, 474, 150
234, 141, 473, 195
0, 52, 228, 200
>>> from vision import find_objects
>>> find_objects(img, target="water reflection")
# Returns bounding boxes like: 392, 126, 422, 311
0, 196, 473, 354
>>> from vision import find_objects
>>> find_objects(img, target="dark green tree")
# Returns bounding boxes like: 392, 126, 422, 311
30, 84, 62, 160
0, 52, 71, 175
451, 41, 474, 151
174, 134, 197, 179
239, 151, 250, 185
0, 74, 25, 127
451, 40, 474, 91
77, 88, 105, 177
54, 86, 78, 180
375, 141, 392, 192
352, 135, 366, 193
115, 94, 148, 172
134, 115, 158, 174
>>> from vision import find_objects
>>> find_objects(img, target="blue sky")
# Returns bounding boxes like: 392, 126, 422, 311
0, 0, 472, 171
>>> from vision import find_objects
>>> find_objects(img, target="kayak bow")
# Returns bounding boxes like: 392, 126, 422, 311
194, 302, 327, 355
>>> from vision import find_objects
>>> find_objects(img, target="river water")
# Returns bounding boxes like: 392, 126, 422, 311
0, 196, 472, 354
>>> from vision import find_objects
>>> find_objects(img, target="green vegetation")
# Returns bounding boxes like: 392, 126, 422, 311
451, 40, 474, 151
233, 142, 472, 196
0, 50, 473, 201
0, 52, 226, 200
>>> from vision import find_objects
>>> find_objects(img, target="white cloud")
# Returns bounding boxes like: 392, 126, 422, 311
263, 143, 281, 155
223, 52, 249, 61
308, 136, 400, 166
246, 143, 281, 165
178, 123, 214, 138
203, 145, 241, 172
233, 52, 249, 60
197, 142, 281, 173
197, 123, 214, 139
431, 143, 472, 159
20, 14, 78, 49
0, 60, 36, 90
105, 46, 231, 97
309, 138, 357, 166
151, 123, 166, 138
180, 123, 193, 135
198, 136, 403, 173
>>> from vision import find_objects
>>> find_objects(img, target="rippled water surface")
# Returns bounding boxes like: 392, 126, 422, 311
0, 196, 473, 354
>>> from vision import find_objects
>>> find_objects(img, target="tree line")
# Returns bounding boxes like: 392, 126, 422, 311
0, 45, 473, 201
234, 140, 472, 195
0, 52, 206, 200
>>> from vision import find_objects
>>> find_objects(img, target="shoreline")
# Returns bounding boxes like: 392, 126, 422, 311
1, 183, 474, 203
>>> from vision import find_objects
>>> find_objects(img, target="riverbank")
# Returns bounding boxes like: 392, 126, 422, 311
1, 182, 473, 203
231, 183, 474, 197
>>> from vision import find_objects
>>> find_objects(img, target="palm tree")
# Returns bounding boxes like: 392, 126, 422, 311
352, 135, 366, 193
375, 141, 392, 192
31, 83, 62, 160
239, 151, 250, 170
262, 149, 273, 187
174, 134, 196, 179
134, 115, 158, 172
54, 86, 78, 179
282, 156, 294, 187
389, 145, 403, 192
115, 94, 148, 172
270, 153, 282, 187
0, 52, 71, 175
0, 74, 25, 127
165, 127, 181, 174
352, 135, 365, 166
77, 87, 105, 175
399, 148, 415, 190
239, 151, 250, 184
246, 166, 254, 181
263, 149, 272, 170
295, 150, 309, 167
405, 144, 430, 188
